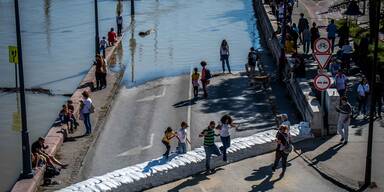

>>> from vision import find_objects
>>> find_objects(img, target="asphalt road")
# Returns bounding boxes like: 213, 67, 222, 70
146, 150, 346, 192
81, 69, 300, 179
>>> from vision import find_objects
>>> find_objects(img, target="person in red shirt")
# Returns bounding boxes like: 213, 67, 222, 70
108, 28, 117, 46
200, 61, 210, 98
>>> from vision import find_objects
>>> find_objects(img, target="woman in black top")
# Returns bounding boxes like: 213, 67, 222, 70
310, 22, 320, 53
272, 125, 290, 177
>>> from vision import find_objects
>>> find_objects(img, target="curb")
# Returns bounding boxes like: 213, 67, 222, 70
56, 125, 313, 192
10, 33, 126, 192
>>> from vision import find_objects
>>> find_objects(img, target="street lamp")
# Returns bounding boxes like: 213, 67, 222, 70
13, 0, 34, 179
94, 0, 100, 55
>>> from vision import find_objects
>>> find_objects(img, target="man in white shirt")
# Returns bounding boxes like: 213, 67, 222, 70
357, 78, 369, 116
177, 121, 191, 154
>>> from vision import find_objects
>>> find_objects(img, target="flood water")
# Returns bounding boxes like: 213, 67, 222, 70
0, 0, 261, 190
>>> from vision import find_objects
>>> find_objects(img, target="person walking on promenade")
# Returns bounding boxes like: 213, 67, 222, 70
326, 19, 338, 53
162, 127, 177, 159
220, 39, 231, 73
302, 27, 311, 54
191, 67, 200, 98
272, 125, 291, 177
80, 91, 94, 135
101, 57, 108, 89
335, 70, 348, 97
177, 121, 191, 154
108, 28, 117, 46
99, 36, 108, 58
200, 121, 221, 174
298, 13, 309, 43
216, 115, 237, 162
94, 55, 104, 90
310, 22, 320, 53
67, 100, 78, 130
200, 61, 211, 99
116, 11, 123, 36
247, 47, 257, 74
357, 78, 370, 117
336, 96, 352, 144
341, 43, 353, 74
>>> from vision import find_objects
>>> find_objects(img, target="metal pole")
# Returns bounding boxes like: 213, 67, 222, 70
131, 0, 135, 16
14, 0, 33, 179
364, 0, 380, 187
94, 0, 100, 55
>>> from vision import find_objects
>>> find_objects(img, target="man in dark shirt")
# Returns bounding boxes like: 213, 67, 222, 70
199, 121, 221, 174
336, 96, 352, 144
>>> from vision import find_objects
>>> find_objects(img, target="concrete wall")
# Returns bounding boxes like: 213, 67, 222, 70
254, 0, 324, 136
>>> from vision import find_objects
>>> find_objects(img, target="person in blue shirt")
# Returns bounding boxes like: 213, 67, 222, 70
327, 19, 338, 53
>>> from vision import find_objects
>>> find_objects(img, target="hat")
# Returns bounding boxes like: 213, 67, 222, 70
181, 121, 189, 127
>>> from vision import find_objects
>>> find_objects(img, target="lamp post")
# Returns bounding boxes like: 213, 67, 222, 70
364, 0, 380, 187
131, 0, 135, 16
13, 0, 33, 179
94, 0, 100, 55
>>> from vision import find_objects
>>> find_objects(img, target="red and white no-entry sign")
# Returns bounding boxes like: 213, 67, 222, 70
313, 74, 331, 91
314, 38, 331, 53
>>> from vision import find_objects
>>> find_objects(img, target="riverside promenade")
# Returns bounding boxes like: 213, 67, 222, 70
11, 32, 127, 192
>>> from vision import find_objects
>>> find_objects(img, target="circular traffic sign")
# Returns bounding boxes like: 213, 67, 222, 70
313, 74, 331, 91
314, 38, 331, 53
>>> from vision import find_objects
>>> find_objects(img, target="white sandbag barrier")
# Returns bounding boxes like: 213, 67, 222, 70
57, 123, 312, 192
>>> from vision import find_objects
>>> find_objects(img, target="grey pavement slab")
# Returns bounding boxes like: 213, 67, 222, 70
146, 150, 346, 192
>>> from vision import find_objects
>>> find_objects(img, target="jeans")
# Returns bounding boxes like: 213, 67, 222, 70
204, 144, 221, 170
221, 55, 231, 73
162, 141, 170, 159
83, 113, 91, 134
201, 80, 208, 98
177, 142, 187, 154
193, 86, 198, 98
357, 96, 368, 115
95, 72, 103, 90
328, 37, 336, 53
337, 114, 350, 141
272, 150, 288, 173
100, 46, 106, 58
101, 73, 107, 88
219, 136, 230, 161
117, 24, 122, 36
302, 40, 310, 54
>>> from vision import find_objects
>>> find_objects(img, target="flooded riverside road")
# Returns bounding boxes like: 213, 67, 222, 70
0, 0, 129, 190
82, 0, 263, 178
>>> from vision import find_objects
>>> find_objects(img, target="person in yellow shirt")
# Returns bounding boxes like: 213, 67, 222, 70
191, 68, 200, 98
162, 127, 178, 159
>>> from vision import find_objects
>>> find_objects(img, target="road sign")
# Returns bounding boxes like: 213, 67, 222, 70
8, 46, 18, 64
313, 74, 331, 91
314, 53, 332, 69
314, 38, 331, 53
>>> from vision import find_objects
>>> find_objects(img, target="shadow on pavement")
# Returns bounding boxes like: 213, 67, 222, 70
245, 165, 283, 192
167, 168, 225, 192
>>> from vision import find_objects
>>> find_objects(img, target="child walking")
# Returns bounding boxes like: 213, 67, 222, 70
162, 127, 178, 159
191, 68, 200, 98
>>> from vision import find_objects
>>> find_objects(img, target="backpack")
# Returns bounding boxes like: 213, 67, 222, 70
205, 69, 212, 80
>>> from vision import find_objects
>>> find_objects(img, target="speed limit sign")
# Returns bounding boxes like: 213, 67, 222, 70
313, 74, 331, 91
314, 38, 331, 53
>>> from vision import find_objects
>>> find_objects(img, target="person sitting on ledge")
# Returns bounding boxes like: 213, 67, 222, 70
31, 137, 68, 169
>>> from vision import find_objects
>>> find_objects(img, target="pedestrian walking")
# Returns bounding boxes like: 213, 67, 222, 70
335, 70, 348, 97
79, 91, 94, 135
298, 13, 309, 43
220, 40, 231, 73
199, 121, 221, 174
177, 122, 191, 154
108, 28, 117, 46
341, 43, 353, 73
191, 68, 200, 98
216, 115, 237, 162
94, 55, 104, 90
336, 96, 352, 144
357, 78, 370, 117
116, 12, 123, 36
302, 27, 311, 54
99, 37, 108, 58
162, 127, 177, 159
290, 23, 299, 52
67, 100, 79, 131
310, 22, 320, 53
101, 58, 107, 89
272, 125, 291, 177
326, 19, 338, 53
200, 61, 212, 99
247, 47, 258, 74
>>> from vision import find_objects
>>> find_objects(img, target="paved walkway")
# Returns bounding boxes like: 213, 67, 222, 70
146, 149, 346, 192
